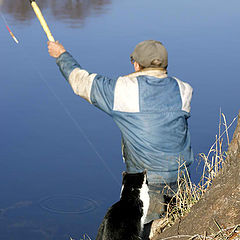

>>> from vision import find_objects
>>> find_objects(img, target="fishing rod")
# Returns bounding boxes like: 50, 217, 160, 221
29, 0, 55, 42
0, 12, 19, 44
28, 0, 120, 185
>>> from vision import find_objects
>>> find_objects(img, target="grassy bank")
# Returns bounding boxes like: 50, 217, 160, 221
151, 112, 238, 239
71, 112, 238, 240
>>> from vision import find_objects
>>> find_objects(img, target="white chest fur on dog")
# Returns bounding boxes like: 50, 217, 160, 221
140, 176, 150, 229
120, 173, 150, 230
96, 171, 150, 240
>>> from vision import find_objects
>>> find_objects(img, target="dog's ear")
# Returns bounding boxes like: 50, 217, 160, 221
143, 169, 147, 175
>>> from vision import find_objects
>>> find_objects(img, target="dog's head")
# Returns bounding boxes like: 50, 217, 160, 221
122, 170, 148, 189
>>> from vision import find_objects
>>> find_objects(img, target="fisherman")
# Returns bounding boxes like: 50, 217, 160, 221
47, 40, 193, 229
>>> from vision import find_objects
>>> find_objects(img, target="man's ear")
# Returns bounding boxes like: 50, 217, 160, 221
134, 62, 141, 72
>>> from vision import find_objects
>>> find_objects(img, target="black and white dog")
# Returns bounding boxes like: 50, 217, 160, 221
96, 170, 149, 240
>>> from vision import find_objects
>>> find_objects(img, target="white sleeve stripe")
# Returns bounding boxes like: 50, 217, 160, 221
173, 77, 193, 113
113, 76, 140, 112
69, 68, 97, 103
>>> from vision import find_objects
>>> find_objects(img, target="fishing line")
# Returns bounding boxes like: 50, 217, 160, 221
18, 41, 120, 187
1, 0, 120, 186
0, 12, 19, 44
28, 0, 119, 188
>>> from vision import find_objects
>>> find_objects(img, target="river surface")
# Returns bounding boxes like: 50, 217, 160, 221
0, 0, 239, 239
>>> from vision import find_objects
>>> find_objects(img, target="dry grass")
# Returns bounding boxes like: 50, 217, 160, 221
70, 235, 91, 240
71, 112, 238, 240
165, 112, 238, 228
159, 224, 240, 240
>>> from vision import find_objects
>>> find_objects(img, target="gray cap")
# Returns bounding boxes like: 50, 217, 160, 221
130, 40, 168, 68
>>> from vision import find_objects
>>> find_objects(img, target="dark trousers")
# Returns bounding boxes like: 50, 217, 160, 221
142, 182, 177, 239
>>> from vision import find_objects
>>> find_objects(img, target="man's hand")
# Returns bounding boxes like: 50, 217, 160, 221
48, 41, 66, 58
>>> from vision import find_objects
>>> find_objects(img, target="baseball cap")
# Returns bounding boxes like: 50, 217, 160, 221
130, 40, 168, 68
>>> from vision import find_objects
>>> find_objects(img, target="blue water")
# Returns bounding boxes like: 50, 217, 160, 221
0, 0, 239, 239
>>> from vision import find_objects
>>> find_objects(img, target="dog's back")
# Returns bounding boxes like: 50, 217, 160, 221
96, 171, 149, 240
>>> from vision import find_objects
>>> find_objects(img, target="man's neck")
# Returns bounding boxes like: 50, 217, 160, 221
126, 68, 168, 79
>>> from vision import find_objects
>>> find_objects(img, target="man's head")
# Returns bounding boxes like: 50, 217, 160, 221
131, 40, 168, 71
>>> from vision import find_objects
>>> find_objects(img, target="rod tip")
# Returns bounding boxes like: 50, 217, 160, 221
29, 0, 35, 3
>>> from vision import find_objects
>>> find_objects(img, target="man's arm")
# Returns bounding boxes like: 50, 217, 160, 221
47, 41, 116, 114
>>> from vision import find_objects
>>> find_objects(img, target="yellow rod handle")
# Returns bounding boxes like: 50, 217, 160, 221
30, 1, 55, 42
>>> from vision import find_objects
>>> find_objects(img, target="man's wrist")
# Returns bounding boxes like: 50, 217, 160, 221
58, 49, 66, 58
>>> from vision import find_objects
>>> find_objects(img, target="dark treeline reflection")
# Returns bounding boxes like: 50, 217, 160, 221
0, 0, 111, 27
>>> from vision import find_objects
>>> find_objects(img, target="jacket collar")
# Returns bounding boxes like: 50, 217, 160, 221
125, 68, 168, 79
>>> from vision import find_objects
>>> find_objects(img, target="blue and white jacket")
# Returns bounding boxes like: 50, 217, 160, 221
56, 52, 194, 184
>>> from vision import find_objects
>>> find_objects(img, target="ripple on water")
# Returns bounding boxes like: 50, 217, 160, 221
39, 195, 98, 214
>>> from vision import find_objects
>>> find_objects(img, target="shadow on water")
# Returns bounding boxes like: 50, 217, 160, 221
0, 0, 111, 27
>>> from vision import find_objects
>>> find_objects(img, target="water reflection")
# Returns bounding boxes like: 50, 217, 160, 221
0, 0, 111, 26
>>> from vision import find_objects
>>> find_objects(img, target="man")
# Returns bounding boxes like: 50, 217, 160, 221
48, 40, 193, 225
